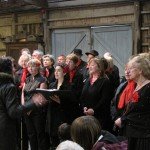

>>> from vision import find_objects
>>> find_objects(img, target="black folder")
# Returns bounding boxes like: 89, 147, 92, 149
30, 88, 72, 99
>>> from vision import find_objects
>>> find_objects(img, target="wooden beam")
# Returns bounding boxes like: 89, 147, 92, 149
42, 10, 49, 54
11, 13, 17, 38
133, 1, 141, 54
23, 0, 48, 8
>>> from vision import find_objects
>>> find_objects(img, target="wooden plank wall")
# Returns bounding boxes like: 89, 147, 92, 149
0, 12, 42, 55
141, 2, 150, 52
0, 1, 149, 55
48, 4, 134, 28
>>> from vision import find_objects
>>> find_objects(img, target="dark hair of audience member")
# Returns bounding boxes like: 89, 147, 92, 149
58, 123, 71, 142
71, 116, 101, 150
0, 57, 13, 75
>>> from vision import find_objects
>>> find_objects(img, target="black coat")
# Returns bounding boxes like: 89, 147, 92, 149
0, 73, 35, 150
122, 83, 150, 138
80, 77, 113, 131
47, 79, 81, 137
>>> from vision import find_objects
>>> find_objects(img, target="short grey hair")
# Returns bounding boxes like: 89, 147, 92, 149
32, 49, 44, 56
42, 54, 55, 65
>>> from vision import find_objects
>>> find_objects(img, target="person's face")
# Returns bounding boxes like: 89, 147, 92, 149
32, 53, 41, 60
124, 65, 130, 81
57, 56, 66, 64
20, 59, 28, 68
127, 60, 142, 81
28, 65, 39, 76
89, 60, 99, 75
43, 57, 53, 68
67, 60, 76, 71
55, 66, 64, 79
87, 54, 94, 63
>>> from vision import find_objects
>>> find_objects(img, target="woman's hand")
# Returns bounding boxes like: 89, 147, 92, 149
115, 117, 122, 128
32, 93, 47, 106
84, 107, 94, 116
50, 95, 60, 104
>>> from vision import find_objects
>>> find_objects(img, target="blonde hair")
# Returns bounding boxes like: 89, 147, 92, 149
130, 55, 150, 80
18, 54, 31, 67
27, 58, 41, 68
66, 53, 78, 64
138, 52, 150, 60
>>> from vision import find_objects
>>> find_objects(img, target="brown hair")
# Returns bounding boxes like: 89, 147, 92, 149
71, 116, 101, 150
89, 57, 105, 77
66, 53, 79, 64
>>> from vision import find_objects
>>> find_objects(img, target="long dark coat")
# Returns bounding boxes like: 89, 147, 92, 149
0, 73, 35, 150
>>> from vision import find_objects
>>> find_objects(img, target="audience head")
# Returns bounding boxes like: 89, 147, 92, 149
56, 140, 84, 150
0, 57, 13, 75
88, 57, 105, 77
57, 55, 66, 65
42, 54, 55, 68
32, 49, 44, 61
58, 123, 71, 142
71, 116, 101, 150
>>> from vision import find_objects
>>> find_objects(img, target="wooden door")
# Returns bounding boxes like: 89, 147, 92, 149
6, 42, 38, 66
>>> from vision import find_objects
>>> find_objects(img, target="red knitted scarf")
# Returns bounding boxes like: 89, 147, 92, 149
69, 69, 76, 83
19, 68, 28, 89
118, 81, 136, 109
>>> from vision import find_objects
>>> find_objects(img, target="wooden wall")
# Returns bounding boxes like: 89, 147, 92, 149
0, 12, 42, 56
141, 2, 150, 52
0, 1, 149, 56
47, 1, 150, 54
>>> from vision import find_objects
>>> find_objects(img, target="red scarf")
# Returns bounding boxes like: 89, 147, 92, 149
19, 68, 28, 89
118, 81, 137, 109
76, 59, 81, 67
45, 68, 50, 77
69, 69, 76, 83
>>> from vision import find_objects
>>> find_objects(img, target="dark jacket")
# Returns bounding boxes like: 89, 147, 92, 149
46, 67, 56, 86
122, 83, 150, 138
47, 78, 81, 140
92, 130, 127, 150
0, 73, 35, 150
66, 71, 83, 101
111, 81, 128, 121
76, 59, 87, 75
80, 77, 113, 131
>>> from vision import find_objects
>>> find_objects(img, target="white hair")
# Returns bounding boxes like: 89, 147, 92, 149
32, 49, 44, 56
56, 140, 84, 150
103, 52, 112, 58
18, 54, 31, 66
